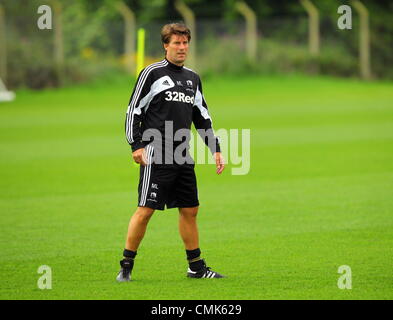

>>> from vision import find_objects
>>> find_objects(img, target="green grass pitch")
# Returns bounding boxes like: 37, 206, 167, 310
1, 74, 392, 299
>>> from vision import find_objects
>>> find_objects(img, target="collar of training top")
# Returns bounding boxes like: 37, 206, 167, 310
165, 58, 184, 71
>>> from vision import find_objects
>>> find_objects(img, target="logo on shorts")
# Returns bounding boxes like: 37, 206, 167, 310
151, 183, 158, 190
147, 191, 158, 202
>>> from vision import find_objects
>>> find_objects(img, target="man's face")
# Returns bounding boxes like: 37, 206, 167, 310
164, 34, 189, 65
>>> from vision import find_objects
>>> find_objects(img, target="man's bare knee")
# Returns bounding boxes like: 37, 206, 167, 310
134, 206, 155, 224
179, 206, 199, 219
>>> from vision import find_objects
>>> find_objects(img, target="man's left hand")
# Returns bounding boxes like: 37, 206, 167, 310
214, 152, 225, 175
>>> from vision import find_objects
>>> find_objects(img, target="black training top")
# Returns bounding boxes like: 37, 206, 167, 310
125, 58, 221, 158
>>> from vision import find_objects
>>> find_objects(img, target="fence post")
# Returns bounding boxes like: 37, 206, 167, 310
115, 1, 136, 74
299, 0, 320, 56
136, 28, 145, 77
0, 4, 7, 84
51, 0, 64, 85
174, 0, 196, 69
235, 1, 257, 62
351, 0, 371, 80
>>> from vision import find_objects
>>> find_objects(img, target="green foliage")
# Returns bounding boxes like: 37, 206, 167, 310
196, 37, 358, 79
5, 27, 58, 89
197, 37, 250, 77
3, 0, 393, 88
62, 1, 117, 54
317, 46, 358, 78
4, 0, 125, 89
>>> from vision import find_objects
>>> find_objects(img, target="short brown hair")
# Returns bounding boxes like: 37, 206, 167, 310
161, 23, 191, 44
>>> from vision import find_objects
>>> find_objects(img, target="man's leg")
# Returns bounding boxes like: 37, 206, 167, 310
125, 206, 155, 251
116, 206, 154, 282
178, 206, 199, 250
178, 206, 204, 272
179, 206, 224, 279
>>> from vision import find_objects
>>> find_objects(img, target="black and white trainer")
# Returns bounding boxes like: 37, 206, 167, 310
186, 259, 224, 278
116, 259, 133, 282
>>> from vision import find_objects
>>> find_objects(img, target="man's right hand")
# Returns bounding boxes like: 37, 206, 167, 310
132, 148, 147, 166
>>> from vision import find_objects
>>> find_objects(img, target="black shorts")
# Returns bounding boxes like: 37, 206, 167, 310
137, 162, 199, 211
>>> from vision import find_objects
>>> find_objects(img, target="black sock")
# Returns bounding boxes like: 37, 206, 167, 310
123, 249, 137, 261
186, 248, 204, 271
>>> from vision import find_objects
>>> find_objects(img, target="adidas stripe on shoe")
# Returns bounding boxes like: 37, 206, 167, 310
186, 260, 224, 278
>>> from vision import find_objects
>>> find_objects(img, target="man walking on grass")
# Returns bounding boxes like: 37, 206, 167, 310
117, 22, 225, 282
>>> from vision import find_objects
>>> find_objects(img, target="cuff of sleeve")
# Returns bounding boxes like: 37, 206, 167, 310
131, 141, 145, 152
209, 141, 221, 155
